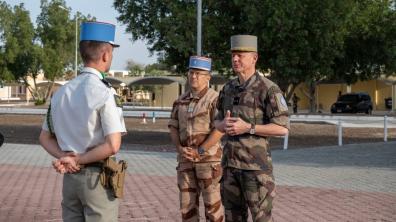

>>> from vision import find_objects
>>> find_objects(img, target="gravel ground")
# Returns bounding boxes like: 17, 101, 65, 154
0, 114, 394, 152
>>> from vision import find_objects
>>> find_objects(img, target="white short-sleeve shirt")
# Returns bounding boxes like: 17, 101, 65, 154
42, 67, 126, 154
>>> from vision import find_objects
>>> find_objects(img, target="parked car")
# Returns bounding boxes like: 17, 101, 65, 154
0, 132, 3, 147
385, 97, 392, 109
331, 92, 373, 114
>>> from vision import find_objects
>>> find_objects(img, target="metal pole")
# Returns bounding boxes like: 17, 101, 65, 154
283, 119, 290, 150
152, 111, 156, 123
393, 83, 395, 112
338, 120, 342, 146
283, 133, 289, 150
161, 85, 164, 108
384, 115, 388, 142
57, 6, 77, 77
196, 0, 202, 56
75, 15, 78, 77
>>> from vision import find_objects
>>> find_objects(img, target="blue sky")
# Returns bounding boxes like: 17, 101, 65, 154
5, 0, 158, 70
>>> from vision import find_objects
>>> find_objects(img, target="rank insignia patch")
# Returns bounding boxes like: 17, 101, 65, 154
275, 93, 288, 112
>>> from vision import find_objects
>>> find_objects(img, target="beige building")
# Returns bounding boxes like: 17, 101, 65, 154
291, 77, 395, 112
0, 83, 27, 102
2, 70, 394, 112
0, 72, 66, 103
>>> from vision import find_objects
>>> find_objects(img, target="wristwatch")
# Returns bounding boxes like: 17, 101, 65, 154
198, 146, 205, 155
249, 124, 256, 135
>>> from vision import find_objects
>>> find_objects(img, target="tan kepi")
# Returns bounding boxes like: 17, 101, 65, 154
230, 35, 257, 52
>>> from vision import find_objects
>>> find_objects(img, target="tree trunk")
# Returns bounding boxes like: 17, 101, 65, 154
309, 81, 317, 113
285, 84, 298, 102
44, 81, 55, 104
22, 78, 36, 101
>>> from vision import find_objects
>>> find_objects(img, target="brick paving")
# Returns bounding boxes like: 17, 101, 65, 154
0, 142, 396, 221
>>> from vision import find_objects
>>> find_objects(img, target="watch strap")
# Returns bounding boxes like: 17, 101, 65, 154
250, 123, 256, 134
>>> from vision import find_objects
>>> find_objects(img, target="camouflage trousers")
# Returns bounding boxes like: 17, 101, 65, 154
221, 167, 275, 222
177, 162, 224, 222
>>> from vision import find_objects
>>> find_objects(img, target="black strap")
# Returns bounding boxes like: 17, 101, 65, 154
46, 104, 55, 136
84, 162, 104, 168
102, 79, 112, 88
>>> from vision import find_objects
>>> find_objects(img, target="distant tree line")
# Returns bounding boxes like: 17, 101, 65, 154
114, 0, 396, 112
0, 0, 93, 104
126, 58, 172, 76
1, 0, 395, 110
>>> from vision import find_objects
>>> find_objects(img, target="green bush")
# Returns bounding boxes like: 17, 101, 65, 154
34, 99, 46, 106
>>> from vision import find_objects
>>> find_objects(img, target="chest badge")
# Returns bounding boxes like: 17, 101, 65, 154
188, 102, 196, 113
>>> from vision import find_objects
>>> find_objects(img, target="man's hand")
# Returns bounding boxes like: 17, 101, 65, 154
52, 159, 67, 174
216, 110, 232, 133
52, 152, 81, 174
60, 155, 81, 173
225, 116, 250, 136
181, 147, 200, 162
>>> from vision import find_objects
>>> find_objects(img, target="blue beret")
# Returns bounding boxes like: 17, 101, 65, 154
80, 21, 119, 47
189, 56, 211, 72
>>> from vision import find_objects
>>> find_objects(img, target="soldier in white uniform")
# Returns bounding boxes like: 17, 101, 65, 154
39, 21, 126, 222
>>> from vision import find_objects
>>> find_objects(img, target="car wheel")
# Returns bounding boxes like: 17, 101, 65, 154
365, 107, 372, 115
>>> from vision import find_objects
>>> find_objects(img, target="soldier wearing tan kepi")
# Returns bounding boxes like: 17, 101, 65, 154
169, 56, 224, 222
39, 21, 126, 222
214, 35, 289, 222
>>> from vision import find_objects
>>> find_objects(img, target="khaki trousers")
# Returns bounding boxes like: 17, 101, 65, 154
177, 161, 224, 222
62, 167, 118, 222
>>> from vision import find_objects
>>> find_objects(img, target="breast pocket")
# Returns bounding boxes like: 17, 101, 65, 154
191, 102, 211, 132
177, 105, 189, 126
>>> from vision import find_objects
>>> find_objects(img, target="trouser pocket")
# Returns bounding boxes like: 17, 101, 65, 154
194, 162, 222, 180
255, 173, 276, 215
195, 163, 213, 180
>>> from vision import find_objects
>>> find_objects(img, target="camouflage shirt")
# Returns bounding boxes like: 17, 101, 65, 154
216, 72, 289, 173
169, 87, 222, 163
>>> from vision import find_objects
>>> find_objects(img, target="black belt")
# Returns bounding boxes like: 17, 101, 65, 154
83, 162, 103, 168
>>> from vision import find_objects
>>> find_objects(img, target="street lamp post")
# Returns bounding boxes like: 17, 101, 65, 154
74, 16, 78, 78
59, 6, 78, 78
196, 0, 202, 56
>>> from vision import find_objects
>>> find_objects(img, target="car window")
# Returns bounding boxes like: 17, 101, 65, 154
338, 94, 358, 102
362, 95, 370, 101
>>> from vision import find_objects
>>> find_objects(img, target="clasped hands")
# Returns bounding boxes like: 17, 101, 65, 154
178, 146, 200, 162
52, 152, 80, 174
222, 110, 250, 136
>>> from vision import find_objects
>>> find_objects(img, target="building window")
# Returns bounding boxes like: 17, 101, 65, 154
19, 86, 26, 94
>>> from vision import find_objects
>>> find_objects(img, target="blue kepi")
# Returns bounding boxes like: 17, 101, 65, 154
189, 56, 211, 72
80, 21, 120, 47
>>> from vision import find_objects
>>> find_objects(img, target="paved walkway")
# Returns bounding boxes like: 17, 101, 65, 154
0, 142, 395, 221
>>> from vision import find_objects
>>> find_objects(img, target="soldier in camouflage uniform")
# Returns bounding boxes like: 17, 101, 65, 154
214, 35, 289, 222
169, 56, 224, 222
